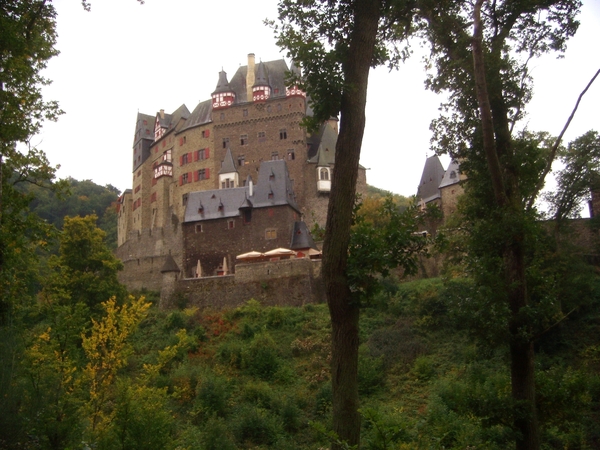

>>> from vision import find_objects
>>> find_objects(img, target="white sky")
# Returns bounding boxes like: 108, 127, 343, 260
38, 0, 600, 198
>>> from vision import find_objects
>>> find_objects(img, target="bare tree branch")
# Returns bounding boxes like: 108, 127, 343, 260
527, 67, 600, 210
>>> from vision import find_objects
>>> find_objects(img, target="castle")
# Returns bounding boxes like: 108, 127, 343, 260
116, 53, 366, 301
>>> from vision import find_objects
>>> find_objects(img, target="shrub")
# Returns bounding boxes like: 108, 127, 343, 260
201, 416, 237, 450
231, 404, 283, 446
411, 355, 436, 381
196, 374, 231, 417
242, 332, 281, 380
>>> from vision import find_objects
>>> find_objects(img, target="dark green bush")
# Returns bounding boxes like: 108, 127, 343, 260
231, 404, 283, 446
242, 332, 281, 380
196, 374, 231, 417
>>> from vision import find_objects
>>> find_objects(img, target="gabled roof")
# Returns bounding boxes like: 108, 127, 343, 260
180, 99, 212, 132
417, 155, 446, 203
155, 104, 190, 132
184, 160, 299, 223
290, 221, 318, 250
439, 160, 461, 189
219, 148, 238, 175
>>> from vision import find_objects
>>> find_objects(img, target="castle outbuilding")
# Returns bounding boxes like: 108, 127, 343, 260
116, 53, 366, 300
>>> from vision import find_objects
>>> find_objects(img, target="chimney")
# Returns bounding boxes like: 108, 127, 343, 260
247, 53, 256, 102
159, 109, 165, 119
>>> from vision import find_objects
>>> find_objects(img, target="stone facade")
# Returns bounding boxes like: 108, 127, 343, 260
116, 52, 366, 303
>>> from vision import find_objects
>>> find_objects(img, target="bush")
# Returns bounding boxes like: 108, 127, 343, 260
242, 332, 282, 380
201, 416, 237, 450
231, 404, 283, 446
196, 374, 231, 417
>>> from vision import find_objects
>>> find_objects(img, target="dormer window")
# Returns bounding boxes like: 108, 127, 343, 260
218, 202, 224, 212
268, 191, 274, 199
198, 204, 204, 214
450, 170, 457, 179
320, 168, 330, 181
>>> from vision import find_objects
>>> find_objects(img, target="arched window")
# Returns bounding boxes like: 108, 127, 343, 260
320, 168, 330, 181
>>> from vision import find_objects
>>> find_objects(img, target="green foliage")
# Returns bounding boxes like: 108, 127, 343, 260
196, 374, 232, 417
45, 215, 126, 313
231, 404, 284, 447
348, 196, 429, 304
242, 332, 282, 380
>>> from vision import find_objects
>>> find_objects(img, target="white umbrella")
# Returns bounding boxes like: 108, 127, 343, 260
264, 248, 295, 256
236, 251, 265, 260
222, 256, 228, 275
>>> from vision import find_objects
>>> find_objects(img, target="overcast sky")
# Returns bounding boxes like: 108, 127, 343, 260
38, 0, 600, 198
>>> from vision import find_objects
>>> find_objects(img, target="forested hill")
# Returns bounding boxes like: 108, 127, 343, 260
23, 177, 119, 249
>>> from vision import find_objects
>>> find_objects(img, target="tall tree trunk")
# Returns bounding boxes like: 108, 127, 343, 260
322, 0, 380, 447
472, 2, 539, 448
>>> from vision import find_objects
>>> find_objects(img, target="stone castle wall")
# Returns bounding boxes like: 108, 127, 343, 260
162, 258, 325, 309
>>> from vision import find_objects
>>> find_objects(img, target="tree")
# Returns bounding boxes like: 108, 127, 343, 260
273, 1, 415, 446
416, 1, 587, 448
545, 130, 600, 226
45, 215, 126, 314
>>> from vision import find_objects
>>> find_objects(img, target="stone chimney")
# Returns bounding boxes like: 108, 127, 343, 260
246, 53, 256, 102
159, 109, 165, 119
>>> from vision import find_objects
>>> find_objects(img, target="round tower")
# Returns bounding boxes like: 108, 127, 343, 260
211, 70, 236, 109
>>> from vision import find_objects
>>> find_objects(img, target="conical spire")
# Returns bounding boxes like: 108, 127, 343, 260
212, 70, 232, 94
253, 61, 269, 87
219, 148, 237, 175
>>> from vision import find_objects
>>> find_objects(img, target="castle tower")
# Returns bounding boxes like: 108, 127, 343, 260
286, 60, 306, 98
252, 60, 271, 103
211, 70, 236, 110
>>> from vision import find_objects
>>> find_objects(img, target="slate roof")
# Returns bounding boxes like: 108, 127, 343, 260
253, 60, 269, 87
180, 99, 212, 132
184, 160, 299, 223
417, 155, 446, 203
212, 70, 233, 95
160, 253, 180, 273
439, 160, 461, 189
290, 221, 318, 250
228, 59, 289, 104
219, 148, 238, 175
307, 123, 337, 164
133, 112, 155, 145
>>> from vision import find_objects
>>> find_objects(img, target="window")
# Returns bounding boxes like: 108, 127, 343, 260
195, 224, 203, 233
450, 170, 457, 179
265, 228, 277, 239
182, 193, 188, 206
195, 148, 209, 161
274, 88, 279, 94
243, 109, 248, 117
243, 209, 252, 224
179, 136, 186, 145
201, 129, 210, 138
277, 103, 282, 112
271, 151, 279, 161
181, 152, 190, 165
257, 131, 266, 141
238, 155, 245, 166
195, 168, 210, 181
222, 137, 230, 149
134, 185, 141, 193
320, 168, 330, 181
240, 134, 248, 145
228, 219, 235, 229
180, 172, 190, 185
267, 105, 272, 113
279, 128, 287, 139
268, 191, 274, 199
287, 149, 295, 160
220, 112, 225, 120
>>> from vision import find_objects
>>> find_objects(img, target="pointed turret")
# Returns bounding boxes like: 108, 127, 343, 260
211, 70, 236, 110
252, 60, 271, 102
219, 148, 239, 189
314, 144, 331, 192
286, 60, 306, 98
